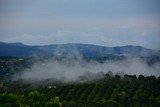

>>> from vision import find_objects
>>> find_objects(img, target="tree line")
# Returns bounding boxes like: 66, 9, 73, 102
1, 72, 160, 107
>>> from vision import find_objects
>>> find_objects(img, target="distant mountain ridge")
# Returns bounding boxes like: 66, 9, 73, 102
0, 42, 159, 57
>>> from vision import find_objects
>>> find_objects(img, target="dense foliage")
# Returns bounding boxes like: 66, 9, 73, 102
1, 56, 160, 106
1, 73, 160, 107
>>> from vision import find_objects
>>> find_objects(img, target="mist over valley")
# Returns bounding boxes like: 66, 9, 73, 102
0, 42, 160, 82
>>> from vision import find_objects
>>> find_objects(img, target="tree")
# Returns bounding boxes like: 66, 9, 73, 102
105, 71, 113, 80
134, 88, 149, 107
27, 91, 44, 107
45, 96, 62, 107
0, 93, 22, 107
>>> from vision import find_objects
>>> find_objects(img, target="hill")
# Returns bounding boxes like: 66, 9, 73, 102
0, 42, 159, 57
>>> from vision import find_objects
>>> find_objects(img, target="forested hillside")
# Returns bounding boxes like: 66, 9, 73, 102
0, 54, 160, 107
1, 73, 160, 107
0, 42, 160, 57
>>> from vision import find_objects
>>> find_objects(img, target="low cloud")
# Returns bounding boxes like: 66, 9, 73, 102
13, 56, 160, 82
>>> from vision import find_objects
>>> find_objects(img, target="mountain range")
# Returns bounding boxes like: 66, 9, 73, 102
0, 42, 159, 57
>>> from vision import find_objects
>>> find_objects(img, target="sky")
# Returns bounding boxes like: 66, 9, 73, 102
0, 0, 160, 49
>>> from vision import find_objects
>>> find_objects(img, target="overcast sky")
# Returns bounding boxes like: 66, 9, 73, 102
0, 0, 160, 49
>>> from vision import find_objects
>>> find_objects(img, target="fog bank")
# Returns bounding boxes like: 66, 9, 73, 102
13, 57, 160, 82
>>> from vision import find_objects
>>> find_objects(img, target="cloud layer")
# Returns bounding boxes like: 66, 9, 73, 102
13, 57, 160, 82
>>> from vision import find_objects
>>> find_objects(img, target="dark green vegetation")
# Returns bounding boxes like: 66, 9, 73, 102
1, 73, 160, 107
0, 56, 160, 107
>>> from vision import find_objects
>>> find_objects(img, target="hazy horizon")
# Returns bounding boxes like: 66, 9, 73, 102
0, 41, 159, 51
0, 0, 160, 49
